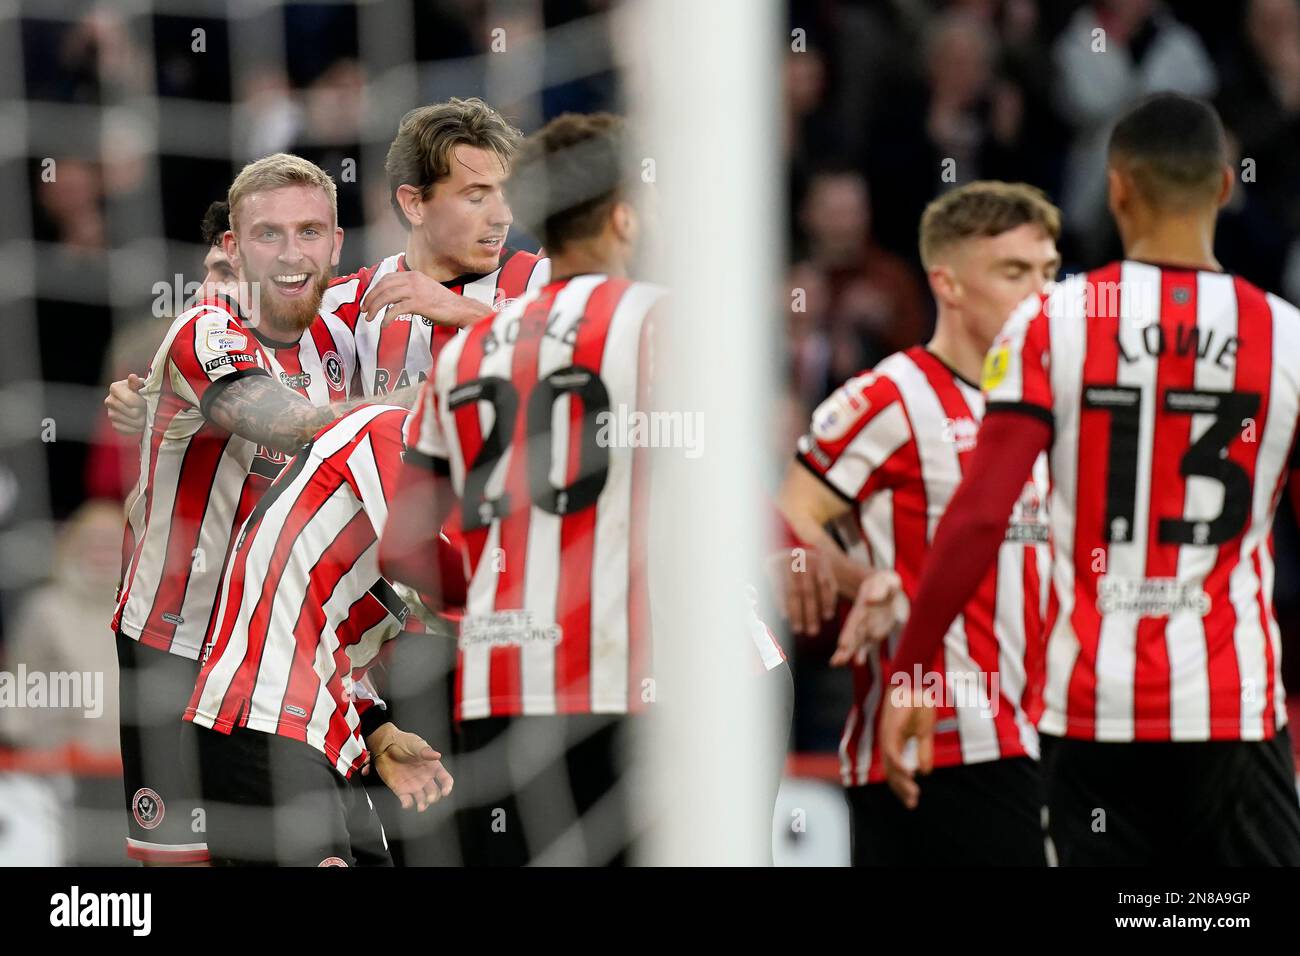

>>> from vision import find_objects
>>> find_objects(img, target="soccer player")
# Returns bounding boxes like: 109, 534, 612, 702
198, 200, 238, 291
185, 404, 452, 867
884, 93, 1300, 865
777, 181, 1061, 866
379, 112, 660, 865
111, 154, 400, 865
320, 97, 552, 399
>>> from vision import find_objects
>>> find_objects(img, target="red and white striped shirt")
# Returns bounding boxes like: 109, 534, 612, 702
406, 274, 663, 720
112, 296, 355, 660
986, 261, 1300, 742
184, 405, 411, 776
797, 346, 1050, 786
320, 249, 552, 398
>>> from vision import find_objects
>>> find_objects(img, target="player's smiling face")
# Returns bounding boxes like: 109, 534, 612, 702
947, 222, 1060, 349
226, 183, 343, 335
408, 144, 513, 278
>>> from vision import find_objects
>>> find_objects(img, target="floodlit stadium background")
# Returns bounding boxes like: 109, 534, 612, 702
3, 0, 1300, 866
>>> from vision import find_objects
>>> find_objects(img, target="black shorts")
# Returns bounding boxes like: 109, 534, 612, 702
455, 713, 639, 866
847, 756, 1047, 866
194, 723, 392, 867
1040, 730, 1300, 866
115, 633, 209, 864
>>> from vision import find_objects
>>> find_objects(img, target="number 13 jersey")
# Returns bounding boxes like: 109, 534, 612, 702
406, 274, 664, 719
986, 261, 1300, 742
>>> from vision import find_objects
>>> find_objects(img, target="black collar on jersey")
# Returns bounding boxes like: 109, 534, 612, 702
922, 347, 981, 390
432, 246, 521, 288
249, 325, 301, 351
204, 290, 299, 349
1126, 257, 1225, 274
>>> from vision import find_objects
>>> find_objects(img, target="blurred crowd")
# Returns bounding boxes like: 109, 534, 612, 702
781, 0, 1300, 426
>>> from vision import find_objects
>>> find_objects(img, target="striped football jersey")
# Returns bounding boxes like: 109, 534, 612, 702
112, 295, 355, 660
985, 261, 1300, 742
185, 405, 411, 776
320, 249, 551, 398
797, 346, 1050, 786
405, 274, 663, 719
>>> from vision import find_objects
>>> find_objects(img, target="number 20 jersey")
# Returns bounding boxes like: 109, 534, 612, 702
406, 274, 664, 720
986, 261, 1300, 742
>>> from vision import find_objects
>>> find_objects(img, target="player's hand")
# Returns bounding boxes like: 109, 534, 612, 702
360, 271, 488, 329
831, 570, 904, 667
766, 546, 837, 636
365, 725, 454, 811
105, 373, 146, 435
878, 682, 936, 810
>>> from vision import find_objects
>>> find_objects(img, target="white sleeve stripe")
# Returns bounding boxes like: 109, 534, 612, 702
348, 432, 389, 534
824, 401, 911, 498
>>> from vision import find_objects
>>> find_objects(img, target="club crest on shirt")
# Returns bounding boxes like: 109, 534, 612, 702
322, 351, 345, 390
1006, 480, 1049, 542
132, 787, 165, 830
206, 328, 248, 353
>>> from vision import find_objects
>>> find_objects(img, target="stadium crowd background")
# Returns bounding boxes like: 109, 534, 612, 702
3, 0, 1300, 864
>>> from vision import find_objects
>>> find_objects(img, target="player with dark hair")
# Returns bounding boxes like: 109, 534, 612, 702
198, 200, 237, 290
105, 201, 240, 412
881, 93, 1300, 865
109, 155, 410, 865
379, 113, 660, 865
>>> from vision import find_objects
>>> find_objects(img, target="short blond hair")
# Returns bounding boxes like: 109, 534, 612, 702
227, 153, 338, 232
919, 181, 1060, 269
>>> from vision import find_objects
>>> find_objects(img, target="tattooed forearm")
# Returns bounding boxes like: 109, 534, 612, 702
207, 374, 336, 453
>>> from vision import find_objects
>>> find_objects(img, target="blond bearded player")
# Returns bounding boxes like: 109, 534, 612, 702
111, 155, 414, 865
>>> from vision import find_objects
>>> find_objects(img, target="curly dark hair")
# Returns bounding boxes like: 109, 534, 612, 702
200, 200, 230, 247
